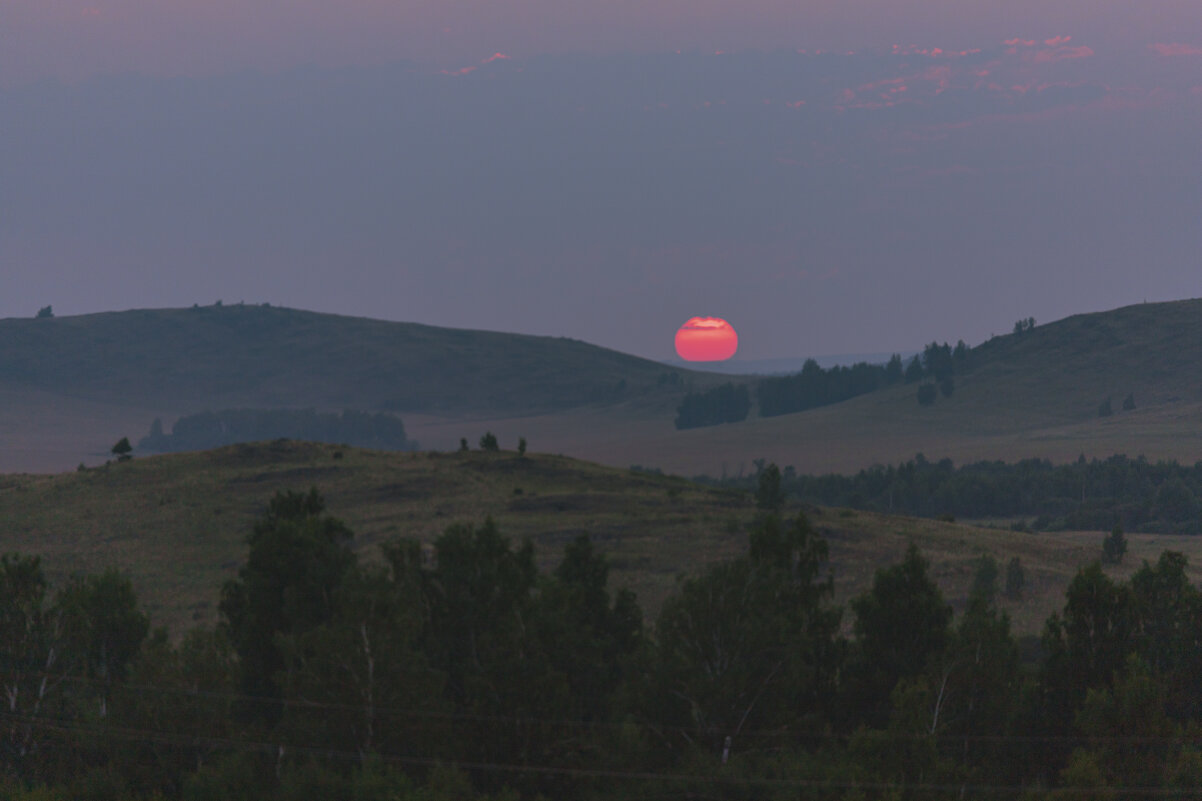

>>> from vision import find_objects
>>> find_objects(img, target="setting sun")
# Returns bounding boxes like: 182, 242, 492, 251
674, 317, 738, 361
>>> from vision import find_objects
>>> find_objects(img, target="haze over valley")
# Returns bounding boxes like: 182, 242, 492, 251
7, 0, 1202, 796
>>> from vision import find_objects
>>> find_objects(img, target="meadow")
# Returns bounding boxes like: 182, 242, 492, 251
2, 440, 1195, 637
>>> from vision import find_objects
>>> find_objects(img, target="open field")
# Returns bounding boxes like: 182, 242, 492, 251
2, 442, 1196, 639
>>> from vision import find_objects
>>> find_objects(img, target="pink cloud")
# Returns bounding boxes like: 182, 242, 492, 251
1044, 35, 1072, 46
439, 52, 510, 76
1033, 45, 1094, 63
1151, 43, 1202, 56
891, 44, 983, 59
1003, 39, 1037, 47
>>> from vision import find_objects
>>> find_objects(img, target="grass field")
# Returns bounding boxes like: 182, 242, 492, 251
2, 442, 1195, 640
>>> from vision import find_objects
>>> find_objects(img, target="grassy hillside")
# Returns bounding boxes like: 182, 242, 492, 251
7, 298, 1202, 476
1, 442, 1193, 638
481, 298, 1202, 476
0, 304, 709, 416
0, 304, 726, 471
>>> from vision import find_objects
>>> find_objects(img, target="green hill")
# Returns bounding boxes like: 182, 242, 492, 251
1, 441, 1193, 638
6, 298, 1202, 476
0, 304, 697, 414
578, 298, 1202, 476
0, 304, 718, 471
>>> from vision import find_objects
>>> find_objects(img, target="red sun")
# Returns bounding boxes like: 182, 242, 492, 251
675, 317, 738, 362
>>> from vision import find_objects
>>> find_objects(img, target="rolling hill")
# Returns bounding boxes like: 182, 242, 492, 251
0, 441, 1193, 639
6, 298, 1202, 475
0, 304, 716, 472
0, 304, 700, 414
391, 298, 1202, 476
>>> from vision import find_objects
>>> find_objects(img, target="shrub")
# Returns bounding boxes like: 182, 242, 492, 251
1102, 526, 1127, 564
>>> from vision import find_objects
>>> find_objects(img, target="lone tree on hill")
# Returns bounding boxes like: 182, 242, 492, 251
479, 432, 499, 452
35, 306, 53, 319
111, 437, 133, 462
1103, 526, 1127, 565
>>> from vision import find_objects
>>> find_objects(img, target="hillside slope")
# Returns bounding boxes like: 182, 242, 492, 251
0, 304, 726, 471
5, 299, 1202, 475
1, 442, 1192, 638
567, 298, 1202, 475
0, 304, 701, 414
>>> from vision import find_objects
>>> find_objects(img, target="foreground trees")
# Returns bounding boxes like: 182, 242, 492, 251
16, 480, 1202, 799
648, 512, 841, 753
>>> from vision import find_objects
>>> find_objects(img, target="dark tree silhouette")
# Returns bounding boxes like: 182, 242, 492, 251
111, 437, 133, 461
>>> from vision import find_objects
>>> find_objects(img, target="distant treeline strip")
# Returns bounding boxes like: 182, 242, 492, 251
673, 383, 751, 429
138, 408, 417, 453
710, 453, 1202, 534
676, 341, 970, 428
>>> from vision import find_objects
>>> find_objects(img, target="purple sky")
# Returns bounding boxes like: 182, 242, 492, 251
4, 1, 1202, 360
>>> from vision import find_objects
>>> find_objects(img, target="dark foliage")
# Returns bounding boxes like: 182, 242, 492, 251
758, 357, 905, 417
756, 340, 968, 418
1005, 556, 1026, 600
710, 452, 1202, 534
673, 382, 751, 429
111, 437, 133, 461
139, 408, 416, 453
21, 484, 1202, 800
1103, 525, 1128, 564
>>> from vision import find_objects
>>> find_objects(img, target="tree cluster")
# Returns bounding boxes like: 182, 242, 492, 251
673, 383, 751, 429
755, 341, 970, 418
14, 483, 1202, 799
715, 452, 1202, 533
139, 409, 417, 454
758, 357, 905, 418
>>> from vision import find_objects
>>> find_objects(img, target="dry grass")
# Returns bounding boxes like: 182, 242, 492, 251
2, 442, 1194, 640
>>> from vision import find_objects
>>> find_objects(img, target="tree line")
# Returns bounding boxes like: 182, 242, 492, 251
718, 453, 1202, 533
139, 409, 417, 454
6, 476, 1202, 798
675, 341, 971, 428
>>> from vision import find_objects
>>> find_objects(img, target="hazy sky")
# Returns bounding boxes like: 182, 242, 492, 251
4, 1, 1202, 360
